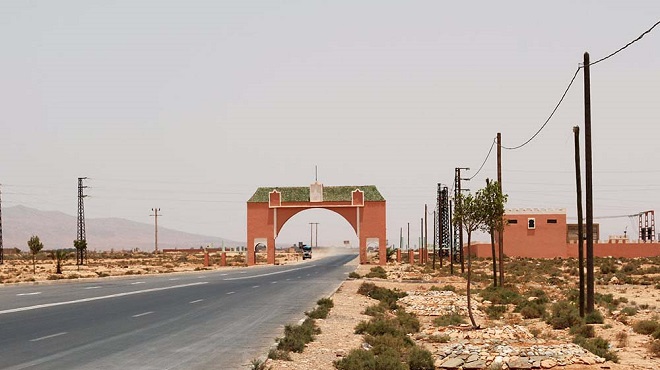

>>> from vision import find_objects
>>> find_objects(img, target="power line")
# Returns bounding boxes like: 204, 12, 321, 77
467, 137, 496, 180
590, 20, 660, 66
502, 19, 660, 151
502, 67, 581, 150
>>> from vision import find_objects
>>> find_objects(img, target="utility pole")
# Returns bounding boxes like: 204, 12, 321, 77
584, 52, 595, 313
449, 200, 454, 275
0, 184, 3, 265
420, 217, 423, 265
574, 126, 585, 317
309, 222, 319, 247
76, 177, 88, 265
407, 222, 410, 251
150, 208, 161, 253
497, 132, 504, 286
432, 210, 437, 270
424, 204, 428, 265
315, 223, 319, 247
400, 227, 403, 251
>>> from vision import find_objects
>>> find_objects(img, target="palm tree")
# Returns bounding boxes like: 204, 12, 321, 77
50, 249, 72, 274
27, 235, 44, 274
454, 191, 486, 329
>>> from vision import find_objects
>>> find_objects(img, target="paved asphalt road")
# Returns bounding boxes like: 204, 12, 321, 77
0, 253, 358, 370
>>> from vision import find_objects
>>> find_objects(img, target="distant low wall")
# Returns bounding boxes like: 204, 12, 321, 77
468, 241, 660, 259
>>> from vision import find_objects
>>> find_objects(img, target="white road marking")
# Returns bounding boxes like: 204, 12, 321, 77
130, 281, 145, 285
84, 286, 101, 290
132, 311, 154, 318
226, 291, 235, 295
286, 278, 291, 281
0, 282, 209, 315
30, 332, 67, 342
223, 265, 316, 281
197, 276, 206, 279
252, 285, 259, 288
239, 271, 247, 274
220, 273, 228, 276
271, 281, 277, 284
168, 278, 180, 281
189, 299, 204, 304
17, 292, 42, 296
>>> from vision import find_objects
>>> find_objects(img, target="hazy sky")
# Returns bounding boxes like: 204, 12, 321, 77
1, 1, 659, 248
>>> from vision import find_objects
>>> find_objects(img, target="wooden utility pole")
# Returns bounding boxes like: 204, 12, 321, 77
497, 132, 504, 286
420, 217, 424, 265
407, 222, 410, 251
584, 52, 595, 313
574, 126, 585, 317
150, 208, 161, 253
424, 204, 428, 265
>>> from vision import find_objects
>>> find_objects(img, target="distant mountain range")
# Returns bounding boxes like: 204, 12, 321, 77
2, 205, 241, 252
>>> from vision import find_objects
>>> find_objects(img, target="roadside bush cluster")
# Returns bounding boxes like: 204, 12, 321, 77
573, 335, 619, 363
433, 312, 466, 327
365, 266, 388, 279
271, 298, 334, 360
335, 284, 433, 370
306, 298, 334, 319
357, 282, 407, 309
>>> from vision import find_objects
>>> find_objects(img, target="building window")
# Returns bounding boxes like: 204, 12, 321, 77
507, 219, 518, 225
547, 219, 557, 224
528, 218, 536, 229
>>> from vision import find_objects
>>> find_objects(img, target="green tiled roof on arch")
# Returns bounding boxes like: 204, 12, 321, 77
247, 185, 385, 203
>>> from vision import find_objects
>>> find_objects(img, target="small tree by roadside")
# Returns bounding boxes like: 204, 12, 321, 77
453, 191, 486, 329
481, 179, 508, 287
27, 235, 44, 274
50, 249, 72, 274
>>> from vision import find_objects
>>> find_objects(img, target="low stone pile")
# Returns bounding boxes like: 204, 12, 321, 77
433, 342, 604, 369
399, 289, 484, 319
421, 325, 540, 344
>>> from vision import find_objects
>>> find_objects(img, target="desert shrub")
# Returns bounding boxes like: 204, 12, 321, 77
433, 313, 466, 327
355, 317, 401, 337
249, 358, 269, 370
620, 306, 638, 316
519, 302, 546, 319
365, 266, 388, 279
373, 348, 407, 370
47, 274, 65, 280
396, 310, 421, 333
277, 318, 319, 353
570, 324, 595, 338
573, 336, 619, 363
485, 305, 507, 320
363, 303, 388, 317
407, 346, 434, 370
307, 298, 333, 319
268, 348, 292, 361
334, 349, 375, 370
599, 259, 618, 274
615, 331, 629, 348
523, 288, 550, 304
633, 319, 660, 335
585, 310, 604, 324
348, 272, 361, 279
479, 285, 521, 305
306, 305, 330, 319
430, 284, 456, 292
357, 282, 406, 309
649, 339, 660, 357
365, 333, 414, 355
546, 301, 582, 330
653, 329, 660, 340
428, 334, 451, 343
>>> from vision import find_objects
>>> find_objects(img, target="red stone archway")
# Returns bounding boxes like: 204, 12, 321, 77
246, 183, 386, 265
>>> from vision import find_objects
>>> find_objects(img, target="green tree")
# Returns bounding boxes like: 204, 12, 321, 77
74, 239, 87, 265
481, 179, 508, 287
50, 249, 72, 274
453, 191, 486, 329
27, 235, 44, 274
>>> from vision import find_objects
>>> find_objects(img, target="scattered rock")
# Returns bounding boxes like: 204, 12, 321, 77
540, 358, 557, 368
440, 357, 465, 369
